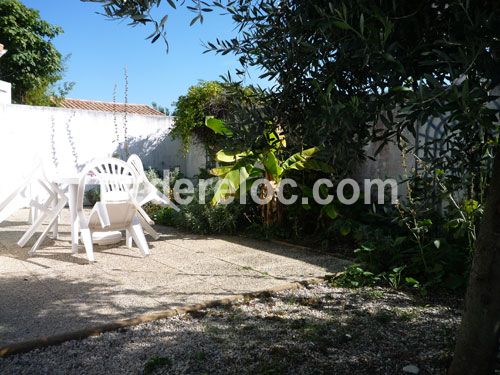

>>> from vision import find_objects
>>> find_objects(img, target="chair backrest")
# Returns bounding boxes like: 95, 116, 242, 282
127, 154, 157, 199
77, 158, 138, 210
127, 154, 146, 180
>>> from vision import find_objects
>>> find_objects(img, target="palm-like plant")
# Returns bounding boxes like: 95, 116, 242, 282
206, 117, 333, 225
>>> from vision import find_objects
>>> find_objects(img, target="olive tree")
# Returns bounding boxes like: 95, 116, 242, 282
84, 1, 500, 373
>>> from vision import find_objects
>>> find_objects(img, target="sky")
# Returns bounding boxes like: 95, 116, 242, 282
21, 0, 260, 112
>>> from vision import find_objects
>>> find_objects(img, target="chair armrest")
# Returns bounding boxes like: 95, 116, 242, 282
154, 191, 180, 212
93, 202, 111, 228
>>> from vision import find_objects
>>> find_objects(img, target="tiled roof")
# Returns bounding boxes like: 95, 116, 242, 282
60, 98, 166, 116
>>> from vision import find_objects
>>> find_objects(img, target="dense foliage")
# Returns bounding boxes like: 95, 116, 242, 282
91, 0, 500, 288
172, 81, 257, 155
172, 81, 230, 152
0, 0, 66, 105
206, 117, 333, 225
87, 2, 500, 370
144, 169, 246, 235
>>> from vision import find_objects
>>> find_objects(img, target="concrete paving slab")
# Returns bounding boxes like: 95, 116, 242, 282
0, 208, 350, 350
0, 254, 31, 274
0, 274, 59, 344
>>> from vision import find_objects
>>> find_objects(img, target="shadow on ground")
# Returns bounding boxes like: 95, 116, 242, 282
0, 283, 467, 375
0, 209, 350, 348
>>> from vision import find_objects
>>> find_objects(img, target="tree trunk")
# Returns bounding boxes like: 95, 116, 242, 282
449, 149, 500, 374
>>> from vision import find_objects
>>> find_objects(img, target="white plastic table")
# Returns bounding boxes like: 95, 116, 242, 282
55, 175, 134, 253
56, 176, 85, 253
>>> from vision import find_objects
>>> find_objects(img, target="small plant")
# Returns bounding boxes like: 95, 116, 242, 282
331, 265, 381, 288
384, 266, 406, 289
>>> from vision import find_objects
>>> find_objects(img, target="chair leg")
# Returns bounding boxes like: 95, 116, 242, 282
17, 204, 53, 248
51, 195, 59, 239
31, 196, 41, 223
125, 230, 133, 249
29, 199, 67, 254
128, 218, 150, 256
80, 227, 95, 262
138, 215, 160, 240
0, 186, 25, 223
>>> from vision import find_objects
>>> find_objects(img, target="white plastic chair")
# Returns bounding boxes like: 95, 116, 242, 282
0, 162, 43, 224
127, 154, 179, 210
126, 154, 179, 244
17, 175, 68, 254
77, 158, 150, 262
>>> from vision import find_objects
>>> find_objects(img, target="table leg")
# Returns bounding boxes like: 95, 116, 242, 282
68, 184, 79, 254
51, 194, 59, 239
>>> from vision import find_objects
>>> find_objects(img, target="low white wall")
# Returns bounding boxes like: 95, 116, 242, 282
0, 103, 206, 201
0, 80, 11, 104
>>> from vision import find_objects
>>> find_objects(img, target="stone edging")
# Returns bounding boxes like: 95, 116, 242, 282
0, 276, 331, 358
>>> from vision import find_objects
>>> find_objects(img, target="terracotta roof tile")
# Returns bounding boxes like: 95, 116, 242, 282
61, 98, 166, 116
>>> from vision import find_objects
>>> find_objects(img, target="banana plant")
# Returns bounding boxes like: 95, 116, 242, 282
205, 117, 333, 225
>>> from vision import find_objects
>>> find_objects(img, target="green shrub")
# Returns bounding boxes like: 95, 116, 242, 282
331, 265, 381, 288
147, 183, 245, 235
144, 167, 163, 191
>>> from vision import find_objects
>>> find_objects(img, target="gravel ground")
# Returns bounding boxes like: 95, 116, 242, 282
0, 283, 467, 374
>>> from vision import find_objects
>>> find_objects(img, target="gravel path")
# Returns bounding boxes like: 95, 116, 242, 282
0, 283, 465, 374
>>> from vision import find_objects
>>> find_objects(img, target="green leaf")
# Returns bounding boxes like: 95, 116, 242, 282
190, 14, 202, 26
463, 199, 479, 215
332, 20, 351, 30
211, 168, 248, 205
433, 239, 440, 249
159, 15, 168, 28
405, 277, 419, 286
225, 168, 245, 190
340, 223, 351, 236
267, 129, 286, 148
419, 219, 433, 227
323, 204, 338, 219
262, 151, 283, 180
215, 150, 250, 163
282, 147, 319, 170
210, 166, 233, 177
205, 117, 233, 137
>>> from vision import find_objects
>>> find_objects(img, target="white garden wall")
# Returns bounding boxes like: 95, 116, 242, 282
0, 103, 206, 201
0, 80, 11, 104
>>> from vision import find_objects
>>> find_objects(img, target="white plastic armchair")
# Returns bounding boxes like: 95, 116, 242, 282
127, 154, 178, 210
77, 158, 150, 262
17, 174, 68, 254
126, 154, 179, 243
0, 162, 42, 224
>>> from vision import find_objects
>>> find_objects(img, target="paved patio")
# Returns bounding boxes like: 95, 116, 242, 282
0, 208, 349, 349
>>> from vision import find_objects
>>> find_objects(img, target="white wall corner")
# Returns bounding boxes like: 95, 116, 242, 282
0, 80, 11, 104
